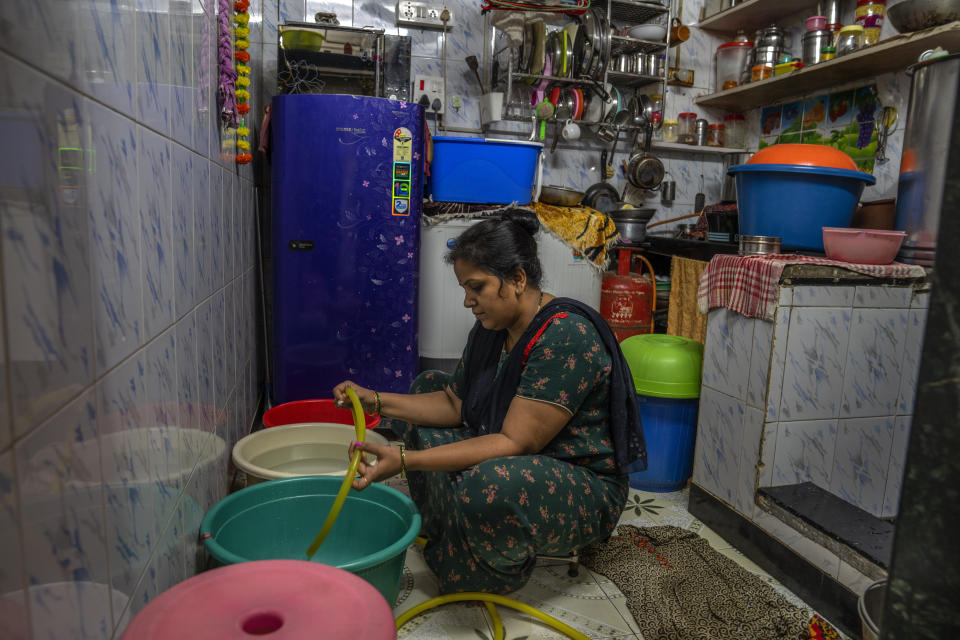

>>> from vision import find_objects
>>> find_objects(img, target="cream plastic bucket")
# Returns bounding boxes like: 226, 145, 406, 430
232, 423, 389, 484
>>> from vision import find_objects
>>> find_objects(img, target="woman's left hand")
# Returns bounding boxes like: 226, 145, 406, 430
348, 440, 402, 490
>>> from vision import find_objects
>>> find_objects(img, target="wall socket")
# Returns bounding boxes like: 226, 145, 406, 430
413, 75, 445, 116
396, 1, 453, 30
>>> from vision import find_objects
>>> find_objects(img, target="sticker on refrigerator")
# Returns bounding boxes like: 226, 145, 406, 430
394, 181, 410, 197
393, 128, 413, 162
393, 198, 410, 215
393, 163, 411, 180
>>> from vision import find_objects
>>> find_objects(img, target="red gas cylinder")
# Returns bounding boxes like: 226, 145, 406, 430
601, 249, 655, 342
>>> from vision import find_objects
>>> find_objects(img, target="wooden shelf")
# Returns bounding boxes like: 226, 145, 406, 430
695, 22, 960, 110
695, 0, 819, 34
652, 141, 748, 154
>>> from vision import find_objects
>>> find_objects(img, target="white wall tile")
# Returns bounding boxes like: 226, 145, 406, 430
173, 144, 197, 318
194, 158, 213, 302
89, 102, 143, 373
853, 285, 912, 309
771, 419, 838, 491
780, 308, 851, 421
766, 306, 790, 422
701, 308, 755, 401
830, 416, 895, 517
16, 391, 114, 630
911, 290, 931, 308
139, 128, 175, 340
693, 386, 745, 506
734, 407, 765, 515
746, 319, 773, 409
757, 421, 778, 487
0, 450, 27, 636
0, 59, 96, 437
882, 416, 911, 518
169, 0, 195, 149
136, 0, 171, 135
777, 286, 793, 307
840, 309, 908, 418
897, 307, 928, 415
791, 286, 855, 307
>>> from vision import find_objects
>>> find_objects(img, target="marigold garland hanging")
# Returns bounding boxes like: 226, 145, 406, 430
234, 0, 252, 164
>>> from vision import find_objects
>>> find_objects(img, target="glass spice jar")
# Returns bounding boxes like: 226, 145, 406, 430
855, 0, 885, 45
678, 112, 698, 144
707, 123, 726, 147
662, 119, 679, 142
751, 64, 773, 81
723, 113, 746, 148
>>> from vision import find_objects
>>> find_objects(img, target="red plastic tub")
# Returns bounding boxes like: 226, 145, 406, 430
262, 399, 381, 429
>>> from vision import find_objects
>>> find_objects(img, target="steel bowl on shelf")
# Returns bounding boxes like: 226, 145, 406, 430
887, 0, 960, 33
539, 185, 585, 207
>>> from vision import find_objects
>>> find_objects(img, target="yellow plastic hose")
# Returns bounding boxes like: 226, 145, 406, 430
305, 387, 366, 558
484, 602, 504, 640
395, 593, 590, 640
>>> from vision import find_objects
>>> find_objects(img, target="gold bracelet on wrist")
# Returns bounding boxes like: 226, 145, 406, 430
399, 443, 407, 479
374, 390, 382, 415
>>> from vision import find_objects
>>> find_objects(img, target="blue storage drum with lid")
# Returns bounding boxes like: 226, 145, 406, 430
620, 334, 704, 492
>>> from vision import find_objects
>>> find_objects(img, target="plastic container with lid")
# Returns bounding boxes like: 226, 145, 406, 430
716, 41, 754, 91
662, 119, 679, 142
855, 0, 885, 45
620, 333, 703, 492
775, 60, 804, 76
821, 45, 837, 60
806, 15, 827, 31
751, 64, 773, 81
723, 113, 745, 148
835, 25, 865, 56
706, 124, 725, 147
678, 112, 697, 144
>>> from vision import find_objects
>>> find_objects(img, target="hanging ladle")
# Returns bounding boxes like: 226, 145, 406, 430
465, 55, 485, 93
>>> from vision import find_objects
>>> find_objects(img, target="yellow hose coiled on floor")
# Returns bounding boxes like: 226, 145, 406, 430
305, 387, 365, 558
395, 592, 591, 640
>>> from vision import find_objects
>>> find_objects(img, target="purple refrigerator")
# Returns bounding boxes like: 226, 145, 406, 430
271, 94, 425, 404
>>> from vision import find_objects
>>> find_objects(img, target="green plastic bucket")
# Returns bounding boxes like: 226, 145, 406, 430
200, 476, 421, 606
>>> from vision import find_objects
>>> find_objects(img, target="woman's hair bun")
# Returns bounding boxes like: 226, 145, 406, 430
501, 209, 540, 237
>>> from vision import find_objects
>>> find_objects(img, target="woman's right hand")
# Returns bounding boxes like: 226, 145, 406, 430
332, 380, 378, 414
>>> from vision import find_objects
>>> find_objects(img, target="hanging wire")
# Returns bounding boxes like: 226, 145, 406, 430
481, 0, 590, 14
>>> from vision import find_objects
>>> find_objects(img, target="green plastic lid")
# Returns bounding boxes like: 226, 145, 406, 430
620, 334, 704, 398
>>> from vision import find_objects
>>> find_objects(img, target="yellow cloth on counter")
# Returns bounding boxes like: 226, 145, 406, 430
532, 202, 619, 268
667, 255, 708, 344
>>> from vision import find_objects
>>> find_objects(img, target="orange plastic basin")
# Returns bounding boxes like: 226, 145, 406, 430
748, 143, 857, 171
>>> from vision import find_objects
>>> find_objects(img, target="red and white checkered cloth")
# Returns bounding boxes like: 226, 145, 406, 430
697, 254, 927, 321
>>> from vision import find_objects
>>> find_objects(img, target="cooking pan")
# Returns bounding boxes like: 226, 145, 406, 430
626, 124, 664, 190
609, 208, 656, 243
540, 185, 585, 206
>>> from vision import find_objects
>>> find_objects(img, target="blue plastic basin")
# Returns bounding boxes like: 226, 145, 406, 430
626, 395, 699, 492
430, 137, 543, 204
728, 163, 876, 250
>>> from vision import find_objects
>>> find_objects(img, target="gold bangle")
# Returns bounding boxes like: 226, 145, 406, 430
399, 443, 407, 479
374, 390, 382, 415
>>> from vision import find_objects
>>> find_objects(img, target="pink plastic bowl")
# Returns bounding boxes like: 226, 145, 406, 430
806, 15, 827, 31
822, 227, 906, 264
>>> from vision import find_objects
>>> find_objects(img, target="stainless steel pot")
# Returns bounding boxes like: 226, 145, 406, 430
894, 52, 960, 265
609, 208, 656, 243
753, 45, 782, 67
887, 0, 960, 32
756, 25, 786, 49
721, 151, 751, 202
802, 29, 832, 65
739, 234, 781, 255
